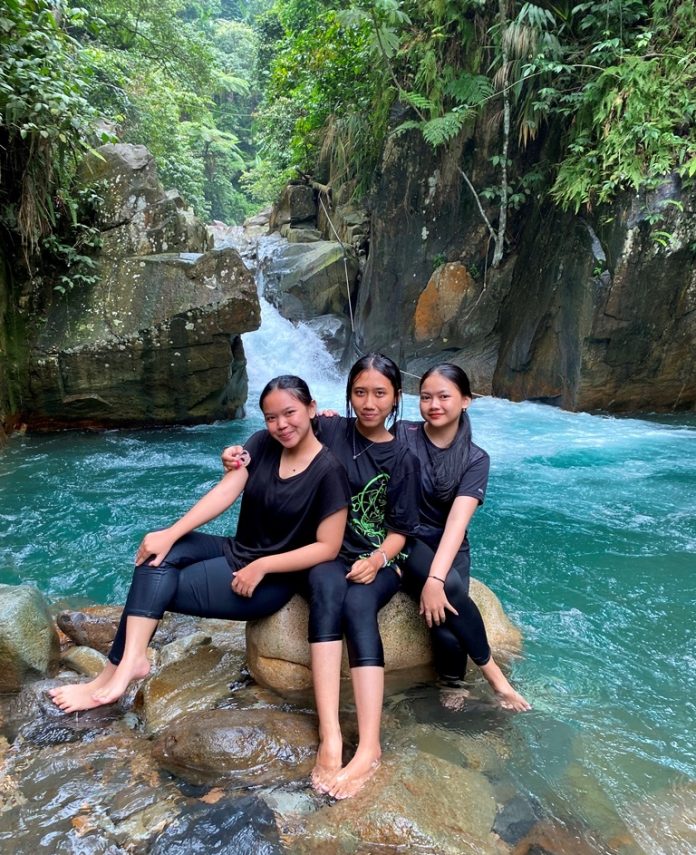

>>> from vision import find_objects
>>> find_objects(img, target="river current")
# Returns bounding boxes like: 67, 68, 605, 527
1, 296, 694, 853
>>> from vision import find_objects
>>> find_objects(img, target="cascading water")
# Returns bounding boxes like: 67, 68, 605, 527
1, 240, 694, 853
242, 234, 344, 406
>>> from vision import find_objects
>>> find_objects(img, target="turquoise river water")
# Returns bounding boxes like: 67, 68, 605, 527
1, 300, 694, 853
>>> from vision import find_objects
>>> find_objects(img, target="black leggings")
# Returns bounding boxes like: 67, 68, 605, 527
402, 539, 491, 681
306, 559, 401, 668
108, 532, 303, 665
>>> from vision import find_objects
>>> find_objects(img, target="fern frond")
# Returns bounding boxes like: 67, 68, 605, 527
445, 74, 494, 106
421, 110, 469, 146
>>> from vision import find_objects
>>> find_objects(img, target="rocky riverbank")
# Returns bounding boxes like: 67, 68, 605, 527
0, 580, 621, 855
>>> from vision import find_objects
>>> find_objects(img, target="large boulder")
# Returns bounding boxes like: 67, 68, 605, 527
135, 632, 246, 733
246, 584, 521, 693
21, 143, 260, 430
257, 238, 359, 322
269, 183, 317, 231
25, 248, 259, 429
79, 144, 210, 257
0, 584, 60, 691
287, 749, 501, 854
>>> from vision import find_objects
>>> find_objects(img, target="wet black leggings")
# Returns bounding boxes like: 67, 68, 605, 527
402, 539, 491, 681
108, 532, 303, 665
306, 559, 401, 668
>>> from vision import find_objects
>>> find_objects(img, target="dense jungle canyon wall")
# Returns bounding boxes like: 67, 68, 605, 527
349, 117, 696, 413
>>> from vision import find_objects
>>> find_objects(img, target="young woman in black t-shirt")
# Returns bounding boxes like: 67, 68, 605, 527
223, 354, 421, 799
306, 354, 420, 799
49, 376, 350, 714
398, 363, 530, 712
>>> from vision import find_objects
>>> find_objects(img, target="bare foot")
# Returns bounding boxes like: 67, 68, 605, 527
327, 749, 381, 800
494, 687, 531, 712
480, 660, 531, 712
49, 664, 116, 713
311, 731, 344, 794
91, 656, 151, 706
439, 686, 471, 711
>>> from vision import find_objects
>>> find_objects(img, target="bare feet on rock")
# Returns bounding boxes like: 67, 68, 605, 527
49, 663, 117, 713
91, 655, 151, 706
311, 731, 344, 794
327, 749, 381, 800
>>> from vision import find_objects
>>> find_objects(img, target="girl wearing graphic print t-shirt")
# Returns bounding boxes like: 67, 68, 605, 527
223, 354, 420, 801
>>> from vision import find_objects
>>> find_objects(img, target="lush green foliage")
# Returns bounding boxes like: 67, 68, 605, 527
332, 0, 696, 212
4, 0, 695, 270
0, 1, 101, 252
71, 0, 262, 221
246, 0, 393, 200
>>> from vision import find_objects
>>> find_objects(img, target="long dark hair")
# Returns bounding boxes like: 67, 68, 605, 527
259, 375, 319, 435
346, 353, 402, 426
420, 363, 472, 502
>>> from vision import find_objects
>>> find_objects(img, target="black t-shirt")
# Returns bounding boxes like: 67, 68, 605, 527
223, 430, 351, 567
396, 420, 489, 548
317, 415, 420, 562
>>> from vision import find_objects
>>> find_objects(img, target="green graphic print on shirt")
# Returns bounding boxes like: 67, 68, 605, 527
350, 473, 388, 548
349, 473, 407, 564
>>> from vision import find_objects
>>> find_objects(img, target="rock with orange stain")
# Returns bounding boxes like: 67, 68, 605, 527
414, 263, 478, 343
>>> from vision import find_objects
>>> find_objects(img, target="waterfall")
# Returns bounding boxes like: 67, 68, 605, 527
240, 234, 344, 408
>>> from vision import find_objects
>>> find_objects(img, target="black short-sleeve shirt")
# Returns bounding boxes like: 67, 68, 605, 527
223, 430, 351, 567
317, 415, 420, 562
396, 420, 490, 544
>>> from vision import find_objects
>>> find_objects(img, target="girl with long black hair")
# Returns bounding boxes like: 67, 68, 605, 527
398, 363, 530, 711
223, 354, 421, 800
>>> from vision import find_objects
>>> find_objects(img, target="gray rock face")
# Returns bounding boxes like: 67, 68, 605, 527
0, 584, 60, 691
353, 122, 696, 412
21, 143, 260, 430
258, 238, 359, 322
493, 181, 696, 411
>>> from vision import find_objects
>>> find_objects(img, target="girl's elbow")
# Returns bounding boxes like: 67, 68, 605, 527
324, 540, 342, 560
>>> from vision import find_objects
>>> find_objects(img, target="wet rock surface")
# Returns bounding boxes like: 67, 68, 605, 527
0, 600, 647, 855
136, 640, 245, 733
149, 795, 284, 854
153, 708, 319, 786
257, 237, 359, 323
288, 750, 503, 854
0, 584, 60, 691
